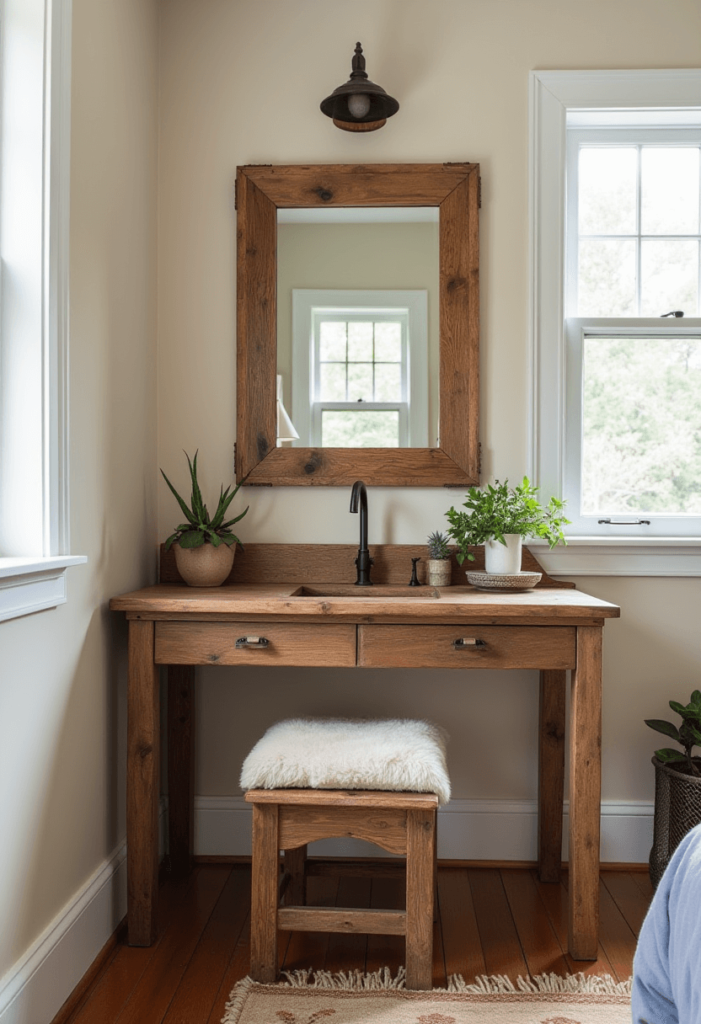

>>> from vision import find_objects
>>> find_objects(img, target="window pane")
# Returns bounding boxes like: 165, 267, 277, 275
347, 363, 373, 401
374, 363, 402, 401
581, 336, 701, 515
319, 321, 346, 361
579, 147, 637, 235
641, 147, 700, 236
319, 362, 346, 401
374, 321, 402, 361
578, 239, 637, 316
640, 240, 698, 317
347, 322, 373, 361
321, 410, 400, 448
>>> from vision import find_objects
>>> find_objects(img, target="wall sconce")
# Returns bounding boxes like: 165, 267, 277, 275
320, 42, 399, 133
276, 375, 299, 446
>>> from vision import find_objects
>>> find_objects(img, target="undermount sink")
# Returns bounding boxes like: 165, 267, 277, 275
291, 585, 441, 599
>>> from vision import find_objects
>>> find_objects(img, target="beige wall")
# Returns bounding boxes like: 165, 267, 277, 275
158, 0, 701, 814
0, 0, 158, 984
277, 220, 440, 441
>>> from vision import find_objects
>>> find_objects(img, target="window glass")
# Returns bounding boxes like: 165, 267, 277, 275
321, 410, 400, 448
579, 147, 637, 234
581, 335, 701, 515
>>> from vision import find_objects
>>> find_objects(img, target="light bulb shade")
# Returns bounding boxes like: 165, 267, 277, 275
320, 42, 399, 133
276, 374, 299, 444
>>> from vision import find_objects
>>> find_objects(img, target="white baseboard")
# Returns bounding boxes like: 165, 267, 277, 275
0, 799, 167, 1024
196, 795, 654, 864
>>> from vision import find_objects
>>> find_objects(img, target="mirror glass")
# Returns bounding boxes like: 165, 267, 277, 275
276, 208, 439, 449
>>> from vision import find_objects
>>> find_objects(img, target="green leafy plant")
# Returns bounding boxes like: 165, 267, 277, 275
645, 691, 701, 777
427, 531, 450, 560
445, 477, 570, 565
161, 451, 248, 551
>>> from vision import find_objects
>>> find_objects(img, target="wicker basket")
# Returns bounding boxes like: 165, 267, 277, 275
649, 755, 701, 888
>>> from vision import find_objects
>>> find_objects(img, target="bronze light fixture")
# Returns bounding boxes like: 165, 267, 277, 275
320, 42, 399, 133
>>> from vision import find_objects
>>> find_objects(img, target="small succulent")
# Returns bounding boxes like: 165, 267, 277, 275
427, 530, 450, 560
161, 450, 249, 551
645, 691, 701, 777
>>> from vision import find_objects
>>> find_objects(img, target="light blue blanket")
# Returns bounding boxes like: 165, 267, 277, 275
632, 822, 701, 1024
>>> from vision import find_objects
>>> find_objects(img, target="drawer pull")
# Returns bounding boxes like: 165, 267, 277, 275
453, 638, 487, 650
235, 636, 270, 649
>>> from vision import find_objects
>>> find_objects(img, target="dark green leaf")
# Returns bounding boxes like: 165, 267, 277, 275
161, 469, 196, 525
178, 529, 205, 549
655, 748, 687, 763
644, 719, 680, 742
186, 451, 206, 522
164, 532, 180, 551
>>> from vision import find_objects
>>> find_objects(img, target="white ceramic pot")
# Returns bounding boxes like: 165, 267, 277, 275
174, 541, 235, 587
427, 559, 452, 586
484, 534, 522, 575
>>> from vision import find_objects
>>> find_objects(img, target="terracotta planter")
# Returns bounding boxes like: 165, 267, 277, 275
174, 541, 235, 587
649, 755, 701, 887
427, 559, 451, 586
484, 534, 522, 574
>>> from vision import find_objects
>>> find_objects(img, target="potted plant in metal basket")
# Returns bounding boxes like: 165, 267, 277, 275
161, 451, 248, 587
645, 691, 701, 887
445, 477, 569, 575
426, 531, 452, 587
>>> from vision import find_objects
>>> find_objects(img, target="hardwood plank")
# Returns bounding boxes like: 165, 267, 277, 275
467, 868, 528, 979
601, 871, 651, 937
597, 878, 638, 981
114, 868, 229, 1024
282, 874, 339, 973
631, 869, 655, 900
323, 875, 372, 974
437, 868, 486, 983
568, 625, 603, 960
205, 905, 251, 1024
538, 670, 566, 883
161, 867, 250, 1024
501, 869, 570, 978
530, 869, 616, 979
365, 874, 406, 977
51, 926, 125, 1024
167, 666, 195, 879
127, 619, 161, 946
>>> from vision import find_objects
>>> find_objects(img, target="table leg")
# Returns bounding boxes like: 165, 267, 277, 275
127, 619, 160, 946
538, 669, 566, 883
568, 625, 602, 960
168, 665, 195, 878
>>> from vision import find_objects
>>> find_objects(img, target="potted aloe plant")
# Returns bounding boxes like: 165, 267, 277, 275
426, 531, 452, 587
161, 451, 248, 587
445, 477, 569, 574
646, 691, 701, 887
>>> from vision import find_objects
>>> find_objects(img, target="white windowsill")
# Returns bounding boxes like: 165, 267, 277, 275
527, 538, 701, 577
0, 556, 87, 622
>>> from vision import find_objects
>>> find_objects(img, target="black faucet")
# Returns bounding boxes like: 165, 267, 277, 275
350, 480, 373, 586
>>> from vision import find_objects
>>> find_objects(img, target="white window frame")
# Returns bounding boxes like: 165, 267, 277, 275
0, 0, 85, 622
291, 289, 429, 449
530, 69, 701, 576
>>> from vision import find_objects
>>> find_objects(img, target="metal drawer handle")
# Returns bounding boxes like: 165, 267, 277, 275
235, 636, 270, 649
453, 638, 487, 650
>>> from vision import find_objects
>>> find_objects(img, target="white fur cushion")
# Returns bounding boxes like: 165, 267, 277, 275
240, 718, 450, 805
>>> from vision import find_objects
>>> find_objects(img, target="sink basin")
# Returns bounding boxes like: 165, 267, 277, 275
291, 585, 440, 599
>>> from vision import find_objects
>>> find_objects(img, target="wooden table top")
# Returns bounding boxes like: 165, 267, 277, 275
110, 582, 620, 625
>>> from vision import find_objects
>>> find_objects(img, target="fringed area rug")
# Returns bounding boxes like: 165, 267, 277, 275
222, 969, 632, 1024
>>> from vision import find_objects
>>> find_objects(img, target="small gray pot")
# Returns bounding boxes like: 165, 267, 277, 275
427, 559, 451, 587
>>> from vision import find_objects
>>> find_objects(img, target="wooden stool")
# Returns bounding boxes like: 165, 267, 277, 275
245, 787, 438, 990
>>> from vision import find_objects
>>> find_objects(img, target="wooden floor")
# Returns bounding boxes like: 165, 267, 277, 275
53, 861, 651, 1024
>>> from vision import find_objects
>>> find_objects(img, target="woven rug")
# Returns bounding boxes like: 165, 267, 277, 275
222, 969, 632, 1024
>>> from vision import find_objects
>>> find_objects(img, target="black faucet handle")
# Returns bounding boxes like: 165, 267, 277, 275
408, 557, 422, 587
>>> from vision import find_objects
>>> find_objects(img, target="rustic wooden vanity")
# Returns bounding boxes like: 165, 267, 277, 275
110, 543, 620, 963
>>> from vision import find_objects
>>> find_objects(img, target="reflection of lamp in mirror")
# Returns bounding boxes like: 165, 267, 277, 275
276, 375, 299, 446
320, 43, 399, 133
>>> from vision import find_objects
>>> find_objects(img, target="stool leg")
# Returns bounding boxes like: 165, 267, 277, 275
406, 808, 435, 990
251, 803, 279, 983
284, 844, 307, 906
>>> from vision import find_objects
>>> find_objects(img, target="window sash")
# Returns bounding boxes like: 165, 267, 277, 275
564, 318, 701, 537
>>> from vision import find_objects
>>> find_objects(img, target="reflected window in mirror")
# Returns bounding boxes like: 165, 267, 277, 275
289, 290, 428, 448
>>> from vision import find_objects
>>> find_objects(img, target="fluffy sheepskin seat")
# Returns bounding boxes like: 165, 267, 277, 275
240, 717, 450, 805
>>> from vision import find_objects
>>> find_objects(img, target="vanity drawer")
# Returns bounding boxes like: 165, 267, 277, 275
155, 621, 356, 667
358, 625, 576, 670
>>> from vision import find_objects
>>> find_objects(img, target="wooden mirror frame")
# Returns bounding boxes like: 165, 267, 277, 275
236, 162, 480, 486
